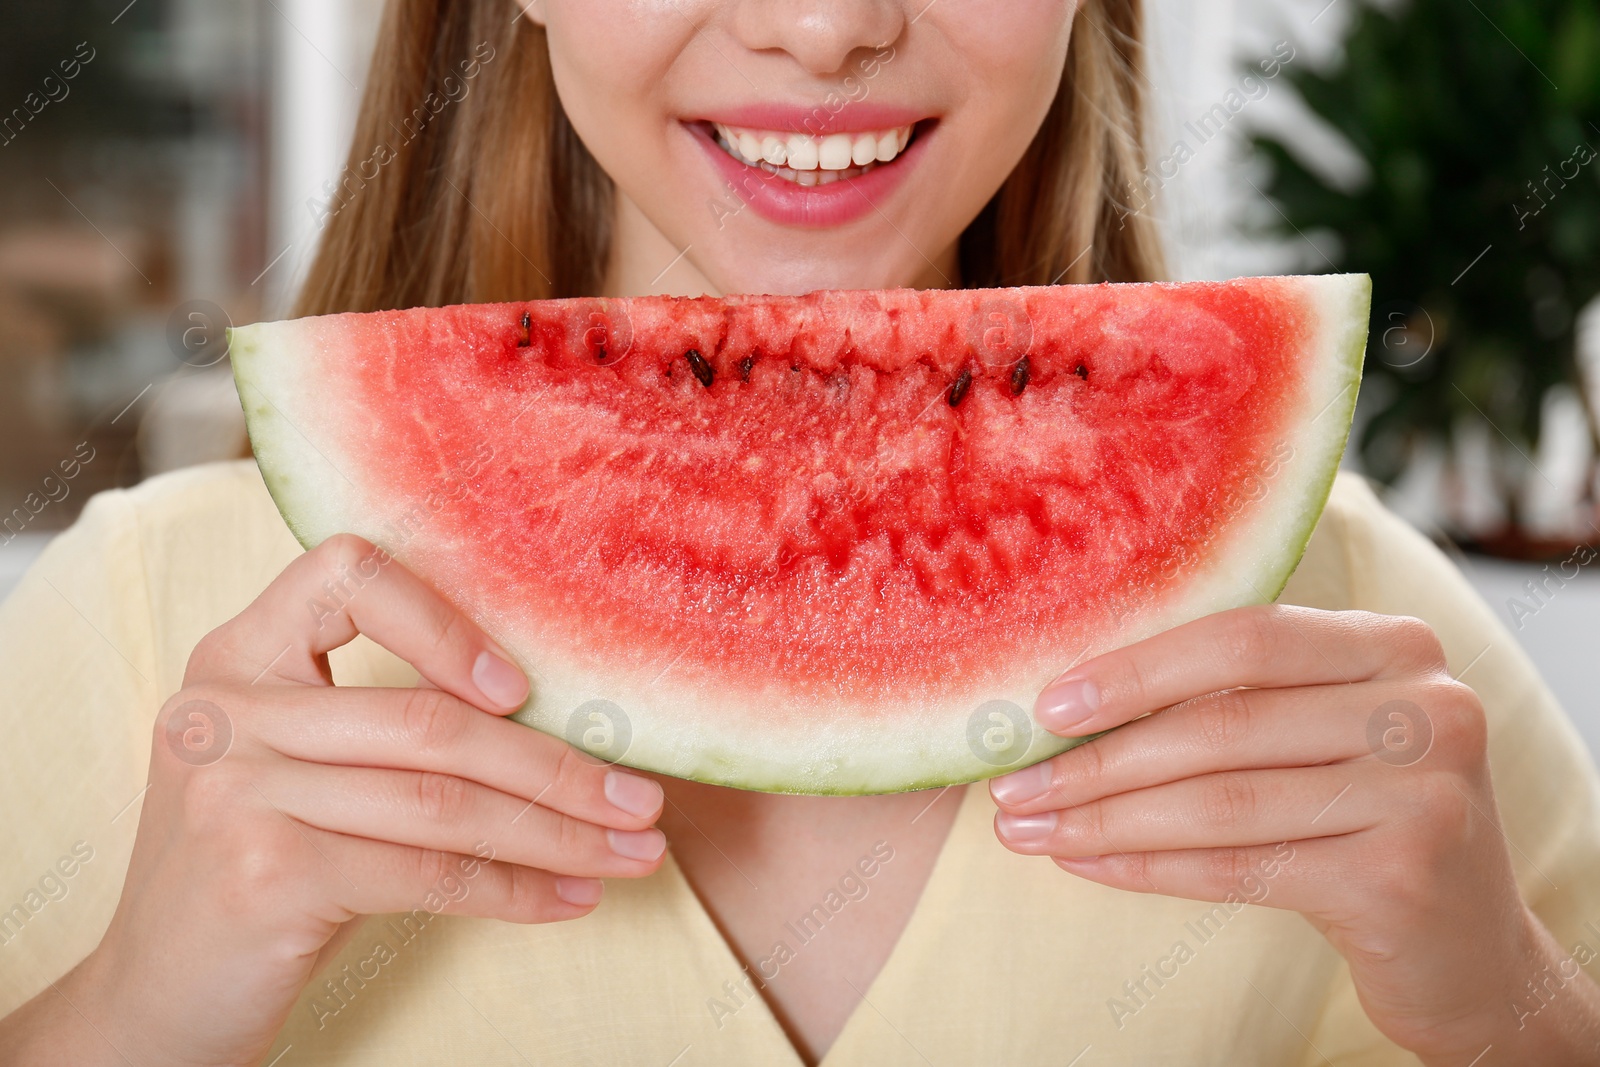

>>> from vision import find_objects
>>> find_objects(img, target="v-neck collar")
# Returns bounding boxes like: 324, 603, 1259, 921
655, 781, 981, 1066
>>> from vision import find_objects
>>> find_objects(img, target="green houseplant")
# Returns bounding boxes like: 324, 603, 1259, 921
1250, 0, 1600, 552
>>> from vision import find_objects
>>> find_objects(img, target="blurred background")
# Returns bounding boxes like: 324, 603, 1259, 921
1, 0, 1598, 754
0, 0, 381, 584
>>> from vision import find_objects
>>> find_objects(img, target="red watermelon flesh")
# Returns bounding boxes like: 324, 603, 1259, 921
230, 276, 1367, 794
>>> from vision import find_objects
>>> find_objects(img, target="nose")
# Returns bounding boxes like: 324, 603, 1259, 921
730, 0, 907, 76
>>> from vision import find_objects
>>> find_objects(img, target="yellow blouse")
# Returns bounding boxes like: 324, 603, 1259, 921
2, 460, 1599, 1066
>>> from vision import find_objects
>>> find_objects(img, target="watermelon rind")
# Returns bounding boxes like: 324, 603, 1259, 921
230, 276, 1368, 795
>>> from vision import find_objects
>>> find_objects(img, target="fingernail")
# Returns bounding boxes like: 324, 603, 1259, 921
1035, 678, 1100, 734
554, 876, 604, 906
472, 650, 529, 710
604, 771, 663, 818
990, 762, 1052, 806
996, 810, 1058, 842
607, 827, 666, 862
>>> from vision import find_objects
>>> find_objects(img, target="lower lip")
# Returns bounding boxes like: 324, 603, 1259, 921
688, 122, 931, 229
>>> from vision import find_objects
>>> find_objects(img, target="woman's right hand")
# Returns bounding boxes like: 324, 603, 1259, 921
0, 534, 667, 1067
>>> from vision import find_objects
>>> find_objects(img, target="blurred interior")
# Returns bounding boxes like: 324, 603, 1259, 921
0, 0, 380, 577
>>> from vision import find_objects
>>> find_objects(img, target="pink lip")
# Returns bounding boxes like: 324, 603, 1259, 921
701, 102, 930, 136
687, 119, 932, 229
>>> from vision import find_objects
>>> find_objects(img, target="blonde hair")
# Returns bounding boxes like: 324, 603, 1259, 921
295, 0, 1163, 316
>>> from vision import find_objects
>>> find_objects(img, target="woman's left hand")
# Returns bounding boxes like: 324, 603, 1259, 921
989, 604, 1600, 1066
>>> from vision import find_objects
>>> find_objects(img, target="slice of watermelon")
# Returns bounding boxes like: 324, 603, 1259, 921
230, 276, 1368, 795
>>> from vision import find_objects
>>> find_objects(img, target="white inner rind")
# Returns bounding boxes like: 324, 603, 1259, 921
230, 275, 1368, 795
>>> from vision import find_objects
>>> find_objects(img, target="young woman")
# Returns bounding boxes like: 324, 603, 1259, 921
3, 2, 1600, 1064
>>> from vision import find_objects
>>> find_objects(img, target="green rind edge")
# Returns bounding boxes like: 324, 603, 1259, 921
230, 326, 317, 553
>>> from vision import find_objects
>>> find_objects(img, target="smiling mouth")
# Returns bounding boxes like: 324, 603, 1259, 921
708, 122, 922, 187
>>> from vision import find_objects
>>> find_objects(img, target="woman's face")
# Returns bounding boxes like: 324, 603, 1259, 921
528, 1, 1079, 297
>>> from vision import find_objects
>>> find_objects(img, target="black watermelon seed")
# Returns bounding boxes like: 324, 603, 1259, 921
1074, 363, 1088, 380
947, 368, 973, 407
1009, 356, 1031, 396
686, 349, 714, 387
738, 355, 754, 381
596, 346, 609, 363
517, 311, 531, 347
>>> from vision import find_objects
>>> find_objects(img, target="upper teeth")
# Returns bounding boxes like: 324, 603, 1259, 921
713, 123, 914, 171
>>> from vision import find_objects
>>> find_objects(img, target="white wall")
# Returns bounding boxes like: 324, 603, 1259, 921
1144, 0, 1366, 280
265, 0, 385, 315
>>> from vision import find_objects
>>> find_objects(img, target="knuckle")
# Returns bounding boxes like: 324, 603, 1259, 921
1363, 835, 1434, 914
1113, 850, 1150, 887
399, 688, 467, 754
309, 533, 387, 597
1192, 689, 1253, 754
1061, 799, 1106, 847
1426, 678, 1488, 761
1345, 926, 1406, 969
1375, 775, 1473, 891
153, 683, 244, 776
555, 812, 590, 862
163, 758, 310, 907
547, 740, 593, 800
413, 770, 471, 825
214, 818, 304, 909
317, 532, 376, 574
1072, 737, 1108, 794
423, 606, 472, 659
413, 848, 455, 893
184, 629, 235, 681
1199, 772, 1256, 830
1387, 615, 1446, 669
504, 866, 560, 924
1115, 653, 1157, 712
156, 684, 214, 736
1205, 846, 1254, 891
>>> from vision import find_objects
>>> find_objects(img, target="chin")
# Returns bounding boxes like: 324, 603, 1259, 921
698, 239, 946, 297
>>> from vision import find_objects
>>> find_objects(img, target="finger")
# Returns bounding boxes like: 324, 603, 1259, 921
235, 684, 662, 830
992, 678, 1447, 814
294, 824, 607, 924
1048, 839, 1315, 912
252, 762, 666, 879
993, 763, 1381, 859
1033, 605, 1446, 735
190, 534, 529, 714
